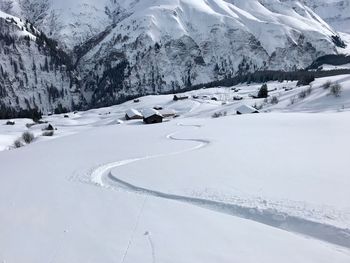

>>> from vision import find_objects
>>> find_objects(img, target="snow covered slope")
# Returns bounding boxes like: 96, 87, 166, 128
76, 0, 347, 106
50, 1, 109, 49
1, 74, 350, 262
0, 10, 84, 117
305, 0, 350, 34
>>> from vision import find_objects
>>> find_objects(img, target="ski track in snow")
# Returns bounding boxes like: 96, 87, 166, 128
144, 231, 156, 263
90, 124, 208, 186
88, 124, 350, 250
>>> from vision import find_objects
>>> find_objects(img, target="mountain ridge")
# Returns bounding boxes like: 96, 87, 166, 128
0, 0, 349, 116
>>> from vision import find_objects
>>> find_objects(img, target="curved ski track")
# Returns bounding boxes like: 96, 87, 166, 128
90, 124, 350, 249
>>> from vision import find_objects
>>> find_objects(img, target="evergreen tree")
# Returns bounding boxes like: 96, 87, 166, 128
258, 83, 268, 98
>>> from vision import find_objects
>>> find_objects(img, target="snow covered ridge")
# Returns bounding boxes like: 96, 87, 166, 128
0, 10, 37, 39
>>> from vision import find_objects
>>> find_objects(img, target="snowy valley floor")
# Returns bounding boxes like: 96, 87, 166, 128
1, 75, 350, 262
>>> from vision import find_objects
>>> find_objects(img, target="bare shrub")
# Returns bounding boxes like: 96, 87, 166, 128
298, 90, 307, 99
290, 96, 297, 105
270, 96, 279, 104
330, 83, 342, 97
306, 85, 312, 96
22, 131, 35, 144
298, 86, 312, 99
13, 139, 23, 149
212, 111, 227, 118
322, 81, 332, 89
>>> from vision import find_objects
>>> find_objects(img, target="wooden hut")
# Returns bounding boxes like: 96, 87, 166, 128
125, 109, 143, 120
236, 105, 259, 115
173, 95, 189, 101
153, 105, 163, 110
159, 109, 177, 118
143, 109, 163, 124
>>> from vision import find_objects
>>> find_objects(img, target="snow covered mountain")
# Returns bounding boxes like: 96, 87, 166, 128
304, 0, 350, 34
0, 10, 84, 117
0, 0, 349, 113
76, 0, 347, 106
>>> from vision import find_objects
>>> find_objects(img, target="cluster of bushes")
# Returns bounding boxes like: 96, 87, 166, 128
323, 81, 342, 97
212, 111, 227, 118
13, 131, 35, 148
298, 86, 312, 99
12, 123, 56, 149
289, 85, 312, 105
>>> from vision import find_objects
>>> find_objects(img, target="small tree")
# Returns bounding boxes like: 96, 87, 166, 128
13, 139, 23, 148
270, 96, 279, 104
322, 81, 332, 89
258, 84, 268, 98
22, 131, 35, 144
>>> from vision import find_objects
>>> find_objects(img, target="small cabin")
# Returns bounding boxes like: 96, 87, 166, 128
173, 95, 189, 101
153, 105, 163, 110
5, 121, 15, 125
159, 109, 177, 118
143, 109, 163, 124
45, 124, 54, 131
236, 105, 259, 115
125, 109, 143, 120
231, 88, 240, 92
